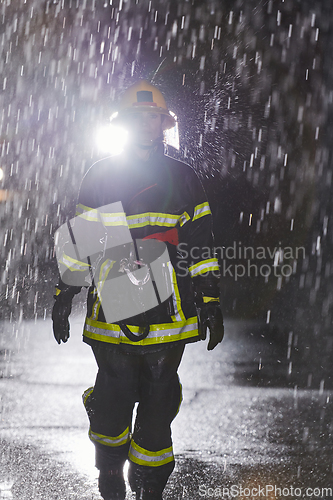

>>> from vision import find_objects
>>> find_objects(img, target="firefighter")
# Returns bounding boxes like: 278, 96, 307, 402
52, 80, 224, 500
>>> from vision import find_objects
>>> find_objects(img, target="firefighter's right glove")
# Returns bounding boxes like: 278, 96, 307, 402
193, 275, 224, 351
199, 301, 224, 351
52, 286, 81, 344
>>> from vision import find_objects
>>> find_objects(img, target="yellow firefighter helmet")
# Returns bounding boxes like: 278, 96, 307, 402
111, 80, 176, 130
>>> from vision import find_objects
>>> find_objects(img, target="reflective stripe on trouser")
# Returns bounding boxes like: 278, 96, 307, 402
85, 343, 184, 489
82, 383, 132, 470
129, 440, 174, 467
89, 427, 131, 447
127, 441, 175, 495
127, 352, 183, 494
83, 387, 132, 447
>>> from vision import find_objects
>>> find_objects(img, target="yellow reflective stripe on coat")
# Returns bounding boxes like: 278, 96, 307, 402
92, 259, 115, 320
75, 204, 100, 222
96, 259, 115, 294
77, 207, 191, 229
203, 296, 220, 303
129, 440, 174, 467
89, 427, 131, 447
76, 203, 92, 216
59, 253, 90, 272
170, 265, 186, 322
99, 212, 128, 227
91, 290, 102, 321
127, 212, 180, 229
178, 211, 190, 227
76, 204, 128, 227
189, 258, 219, 277
192, 202, 212, 221
83, 316, 198, 345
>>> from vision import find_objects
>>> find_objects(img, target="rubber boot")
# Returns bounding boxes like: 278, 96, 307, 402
99, 468, 126, 500
96, 442, 129, 500
135, 486, 163, 499
128, 461, 174, 500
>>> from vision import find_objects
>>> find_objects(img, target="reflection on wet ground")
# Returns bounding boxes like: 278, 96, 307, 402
170, 456, 333, 500
1, 439, 331, 500
0, 318, 332, 499
219, 320, 333, 390
171, 319, 333, 499
0, 439, 97, 500
169, 388, 333, 498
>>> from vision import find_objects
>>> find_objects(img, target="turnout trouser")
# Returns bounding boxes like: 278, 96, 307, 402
83, 343, 184, 494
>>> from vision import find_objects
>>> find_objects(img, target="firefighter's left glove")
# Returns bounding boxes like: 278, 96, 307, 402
199, 302, 224, 351
52, 286, 81, 344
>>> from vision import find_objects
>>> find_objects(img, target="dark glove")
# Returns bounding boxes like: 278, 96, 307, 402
52, 284, 81, 344
192, 274, 224, 351
52, 299, 72, 344
199, 301, 224, 351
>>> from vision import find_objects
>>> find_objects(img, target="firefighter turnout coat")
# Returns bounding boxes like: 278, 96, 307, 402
59, 144, 219, 351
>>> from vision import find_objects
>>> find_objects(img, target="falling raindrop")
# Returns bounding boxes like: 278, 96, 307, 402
0, 3, 331, 496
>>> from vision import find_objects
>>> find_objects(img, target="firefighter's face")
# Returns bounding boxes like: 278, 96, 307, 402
127, 112, 163, 146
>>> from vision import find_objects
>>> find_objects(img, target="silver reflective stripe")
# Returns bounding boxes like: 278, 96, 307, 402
129, 442, 174, 466
84, 317, 197, 341
127, 212, 179, 228
59, 253, 89, 272
91, 294, 101, 321
179, 211, 190, 227
93, 259, 115, 321
82, 387, 94, 406
89, 427, 130, 447
76, 203, 90, 216
192, 202, 211, 221
75, 208, 99, 222
99, 212, 128, 226
76, 203, 128, 226
130, 321, 197, 340
97, 259, 115, 291
169, 264, 185, 322
189, 258, 219, 277
84, 321, 121, 339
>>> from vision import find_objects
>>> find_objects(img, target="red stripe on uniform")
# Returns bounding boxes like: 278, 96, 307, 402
143, 227, 179, 246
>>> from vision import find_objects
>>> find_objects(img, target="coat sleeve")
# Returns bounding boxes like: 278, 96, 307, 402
177, 167, 220, 282
54, 162, 111, 297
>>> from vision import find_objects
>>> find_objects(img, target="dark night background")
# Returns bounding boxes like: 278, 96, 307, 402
0, 0, 332, 388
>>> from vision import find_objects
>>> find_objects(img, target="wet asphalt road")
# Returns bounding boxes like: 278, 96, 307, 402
0, 316, 332, 500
